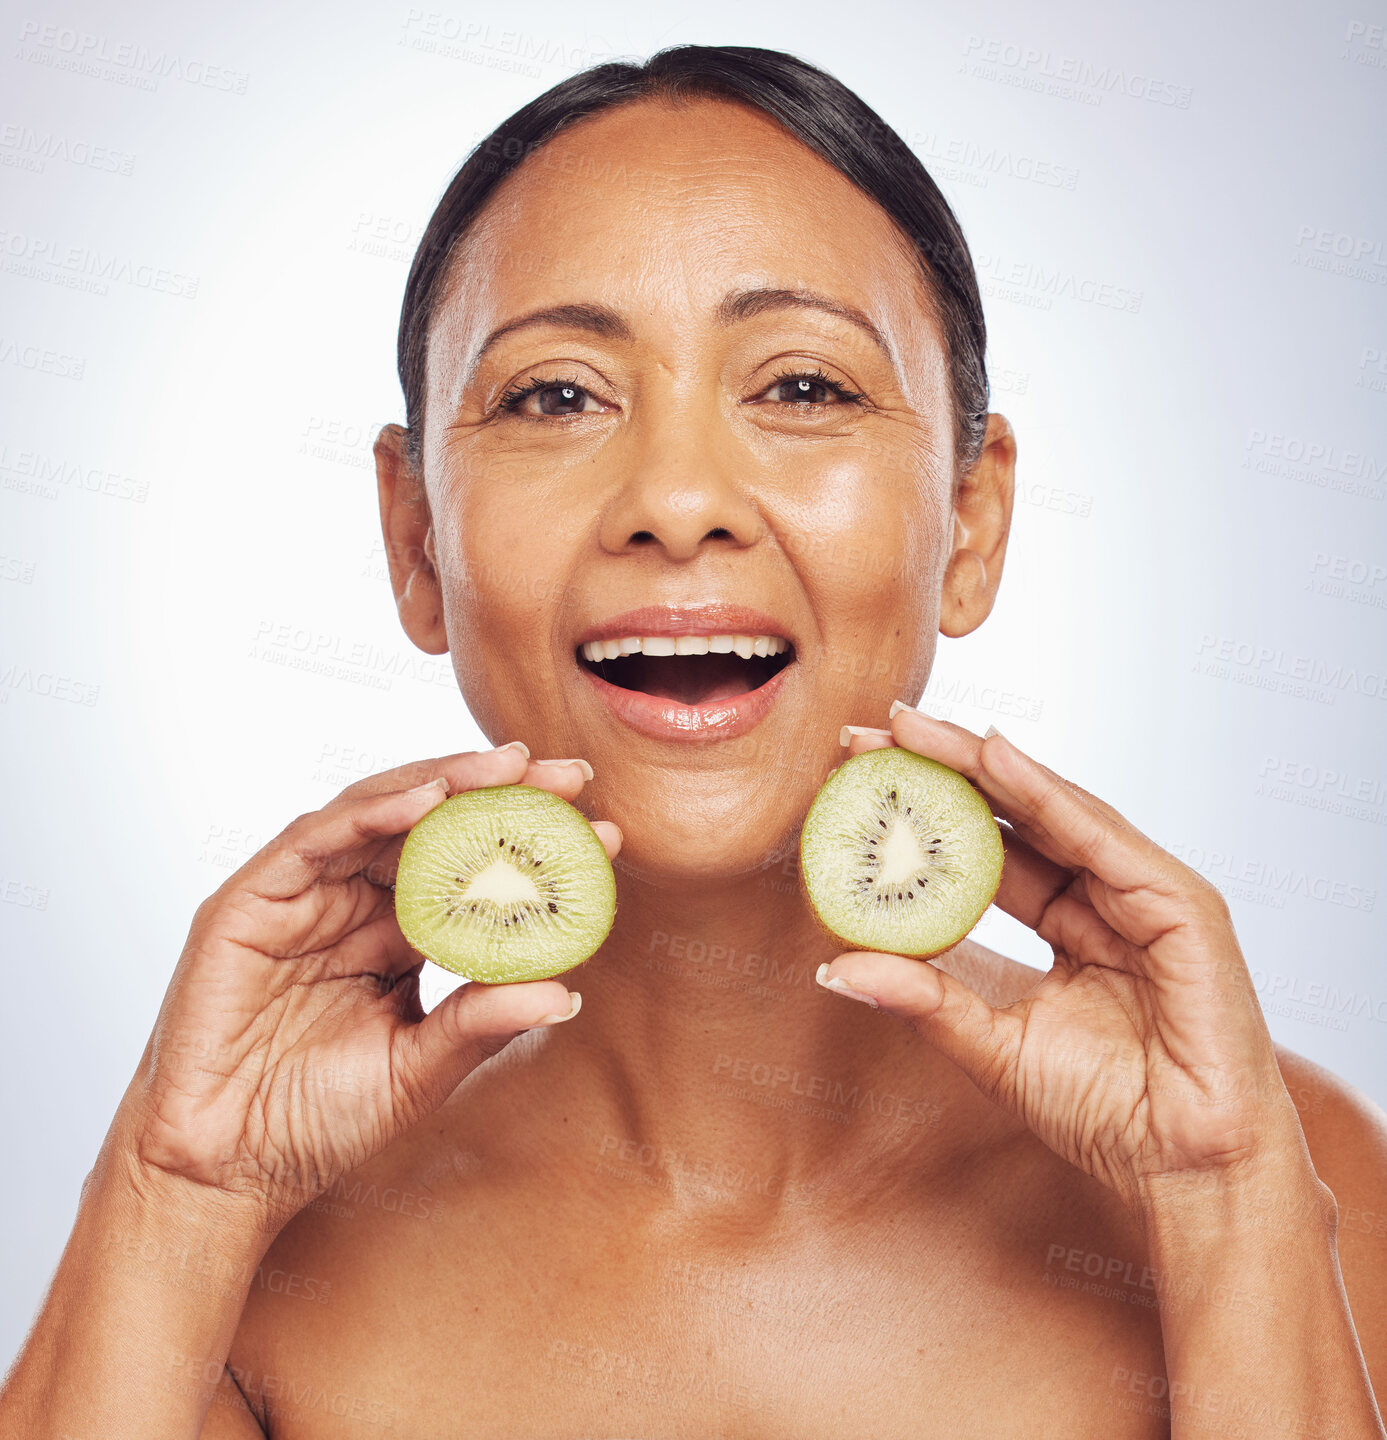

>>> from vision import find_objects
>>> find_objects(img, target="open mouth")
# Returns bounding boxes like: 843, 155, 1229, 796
578, 634, 795, 705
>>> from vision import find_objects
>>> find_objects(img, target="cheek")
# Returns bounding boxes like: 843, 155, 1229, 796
783, 444, 948, 624
428, 478, 572, 697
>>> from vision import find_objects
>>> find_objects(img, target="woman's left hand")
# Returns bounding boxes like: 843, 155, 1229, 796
819, 704, 1312, 1215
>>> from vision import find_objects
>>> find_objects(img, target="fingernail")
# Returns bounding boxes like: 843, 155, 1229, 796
408, 776, 449, 796
983, 725, 1002, 741
889, 699, 917, 718
535, 758, 594, 781
497, 740, 531, 758
815, 962, 879, 1009
536, 992, 581, 1025
839, 725, 894, 747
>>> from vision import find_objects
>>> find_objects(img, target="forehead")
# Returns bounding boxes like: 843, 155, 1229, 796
429, 97, 944, 386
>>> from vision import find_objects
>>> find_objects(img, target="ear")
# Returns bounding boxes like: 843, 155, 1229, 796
939, 413, 1016, 639
374, 423, 448, 655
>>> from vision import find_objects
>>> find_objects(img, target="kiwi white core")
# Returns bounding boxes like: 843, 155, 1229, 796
799, 747, 1004, 957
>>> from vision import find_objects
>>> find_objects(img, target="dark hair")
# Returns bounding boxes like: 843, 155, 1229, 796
397, 44, 989, 475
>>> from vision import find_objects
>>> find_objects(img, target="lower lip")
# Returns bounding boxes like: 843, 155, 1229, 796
580, 662, 791, 742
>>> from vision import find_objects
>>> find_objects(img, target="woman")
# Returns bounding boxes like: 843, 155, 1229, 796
3, 44, 1385, 1439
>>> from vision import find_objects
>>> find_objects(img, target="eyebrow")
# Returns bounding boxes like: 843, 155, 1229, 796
468, 287, 896, 374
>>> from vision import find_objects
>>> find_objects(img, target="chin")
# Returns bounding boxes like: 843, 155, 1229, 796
602, 781, 808, 890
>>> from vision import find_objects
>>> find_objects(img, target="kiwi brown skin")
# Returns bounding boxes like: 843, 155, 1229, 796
797, 749, 1005, 961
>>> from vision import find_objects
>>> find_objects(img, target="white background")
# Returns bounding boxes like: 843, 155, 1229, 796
2, 0, 1385, 1363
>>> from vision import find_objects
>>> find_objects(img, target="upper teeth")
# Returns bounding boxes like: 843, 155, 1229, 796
581, 634, 789, 662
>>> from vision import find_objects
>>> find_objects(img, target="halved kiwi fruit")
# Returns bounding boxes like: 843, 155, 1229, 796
394, 785, 616, 984
800, 748, 1003, 958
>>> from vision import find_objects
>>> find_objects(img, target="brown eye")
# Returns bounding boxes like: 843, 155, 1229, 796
497, 377, 603, 417
757, 369, 863, 406
533, 383, 591, 415
773, 376, 835, 404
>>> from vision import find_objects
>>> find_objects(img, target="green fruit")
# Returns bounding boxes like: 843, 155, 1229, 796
799, 747, 1003, 958
394, 785, 616, 983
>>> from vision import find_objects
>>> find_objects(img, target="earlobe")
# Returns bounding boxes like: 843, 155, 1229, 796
939, 549, 990, 637
374, 423, 449, 655
938, 413, 1016, 639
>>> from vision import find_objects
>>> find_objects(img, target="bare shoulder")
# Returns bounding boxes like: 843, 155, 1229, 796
1272, 1041, 1387, 1395
1271, 1042, 1387, 1201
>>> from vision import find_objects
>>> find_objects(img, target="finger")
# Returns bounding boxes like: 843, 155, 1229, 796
524, 758, 595, 801
313, 908, 421, 981
890, 705, 1188, 907
590, 821, 623, 861
840, 725, 896, 756
332, 743, 531, 806
887, 703, 988, 775
975, 730, 1189, 900
241, 778, 455, 902
816, 951, 1023, 1110
887, 706, 1086, 904
887, 707, 1060, 859
391, 979, 582, 1118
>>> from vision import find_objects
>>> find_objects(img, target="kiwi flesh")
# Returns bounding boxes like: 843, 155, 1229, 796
394, 784, 616, 984
799, 747, 1003, 958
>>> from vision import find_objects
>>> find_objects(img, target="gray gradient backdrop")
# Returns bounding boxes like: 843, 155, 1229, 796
2, 0, 1385, 1363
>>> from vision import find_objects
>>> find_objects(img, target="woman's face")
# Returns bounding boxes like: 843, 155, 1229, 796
378, 97, 1012, 882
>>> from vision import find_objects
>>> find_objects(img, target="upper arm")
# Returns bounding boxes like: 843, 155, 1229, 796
1276, 1045, 1387, 1400
199, 1363, 268, 1438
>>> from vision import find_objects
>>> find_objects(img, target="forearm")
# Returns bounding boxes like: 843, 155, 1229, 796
1139, 1154, 1386, 1440
0, 1134, 277, 1440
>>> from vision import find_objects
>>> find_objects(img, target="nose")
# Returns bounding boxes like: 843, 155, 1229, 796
596, 403, 764, 561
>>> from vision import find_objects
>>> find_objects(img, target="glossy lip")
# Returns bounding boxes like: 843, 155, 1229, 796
580, 662, 791, 742
574, 604, 794, 647
574, 603, 796, 743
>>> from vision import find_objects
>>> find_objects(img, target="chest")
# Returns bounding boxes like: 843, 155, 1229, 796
241, 1191, 1170, 1439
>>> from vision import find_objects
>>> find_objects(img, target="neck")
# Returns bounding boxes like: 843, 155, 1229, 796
513, 857, 989, 1212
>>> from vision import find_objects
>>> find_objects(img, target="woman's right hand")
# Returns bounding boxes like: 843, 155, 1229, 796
110, 742, 617, 1235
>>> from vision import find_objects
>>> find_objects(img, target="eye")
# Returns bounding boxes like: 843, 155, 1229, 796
496, 376, 604, 418
756, 367, 864, 407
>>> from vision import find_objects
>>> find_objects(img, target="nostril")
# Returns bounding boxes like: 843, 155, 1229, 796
628, 530, 657, 545
704, 527, 733, 541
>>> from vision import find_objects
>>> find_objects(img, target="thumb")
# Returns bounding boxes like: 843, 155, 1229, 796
816, 952, 1022, 1109
391, 978, 580, 1116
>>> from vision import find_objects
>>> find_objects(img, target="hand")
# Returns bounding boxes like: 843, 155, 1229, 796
819, 708, 1308, 1213
112, 744, 619, 1233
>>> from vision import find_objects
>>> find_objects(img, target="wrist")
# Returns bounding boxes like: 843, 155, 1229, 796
92, 1120, 281, 1265
1137, 1148, 1337, 1248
